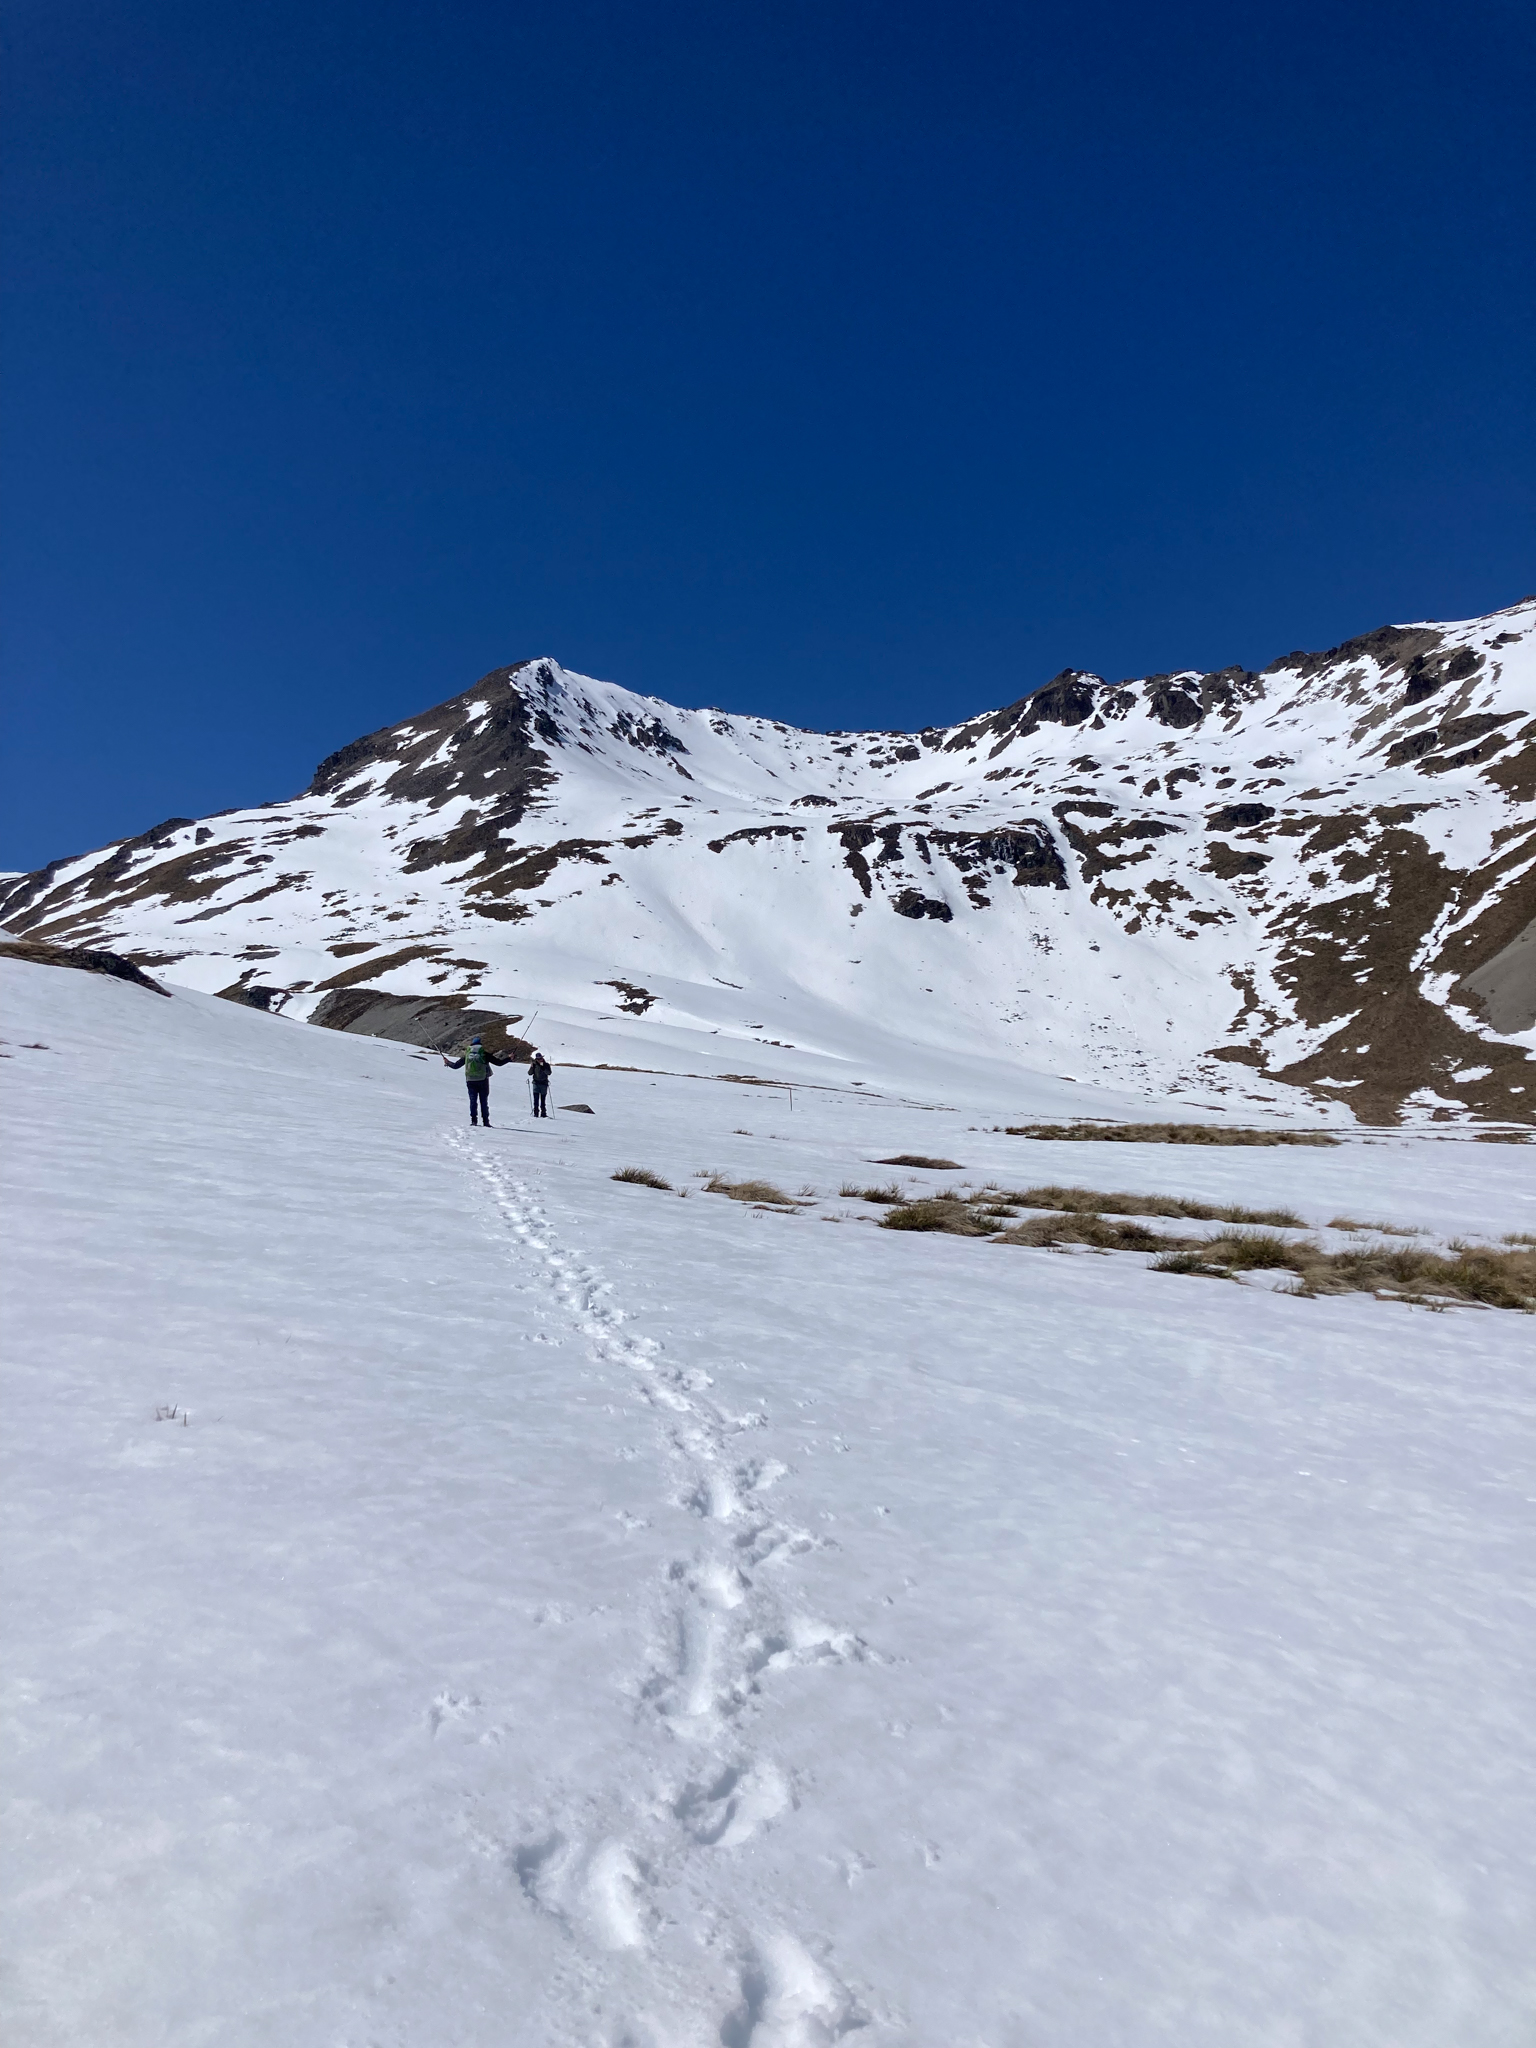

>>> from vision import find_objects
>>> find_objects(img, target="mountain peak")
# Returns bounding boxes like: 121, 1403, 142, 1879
3, 604, 1532, 1125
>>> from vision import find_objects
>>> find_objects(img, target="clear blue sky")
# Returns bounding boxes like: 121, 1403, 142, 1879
3, 0, 1532, 870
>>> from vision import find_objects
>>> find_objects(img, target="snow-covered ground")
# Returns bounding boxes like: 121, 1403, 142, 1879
4, 957, 1535, 2046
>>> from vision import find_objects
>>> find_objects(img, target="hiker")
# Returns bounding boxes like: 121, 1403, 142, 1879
529, 1049, 553, 1118
440, 1035, 511, 1126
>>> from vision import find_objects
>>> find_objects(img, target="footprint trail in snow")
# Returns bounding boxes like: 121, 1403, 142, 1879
452, 1136, 874, 2043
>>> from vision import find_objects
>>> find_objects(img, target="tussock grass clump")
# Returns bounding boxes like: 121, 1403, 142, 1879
706, 1176, 796, 1207
1007, 1121, 1339, 1148
997, 1214, 1179, 1252
1006, 1185, 1304, 1228
876, 1154, 963, 1170
1154, 1248, 1230, 1278
842, 1181, 904, 1204
612, 1167, 672, 1190
1343, 1245, 1536, 1307
882, 1188, 1299, 1249
1206, 1230, 1309, 1270
1329, 1216, 1419, 1235
879, 1199, 994, 1237
867, 1173, 1535, 1310
1151, 1233, 1316, 1277
871, 1182, 1535, 1309
1156, 1236, 1535, 1308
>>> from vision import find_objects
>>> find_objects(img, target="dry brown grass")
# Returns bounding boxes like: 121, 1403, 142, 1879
995, 1214, 1174, 1252
1156, 1235, 1536, 1308
612, 1167, 672, 1190
876, 1154, 963, 1169
841, 1181, 905, 1203
878, 1184, 1535, 1309
879, 1199, 995, 1237
1005, 1184, 1304, 1227
1006, 1121, 1339, 1147
1328, 1216, 1420, 1236
706, 1176, 796, 1206
880, 1181, 1304, 1243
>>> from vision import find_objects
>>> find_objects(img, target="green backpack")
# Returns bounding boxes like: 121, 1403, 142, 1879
464, 1044, 490, 1080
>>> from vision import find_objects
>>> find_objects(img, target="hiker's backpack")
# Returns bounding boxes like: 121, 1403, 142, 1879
464, 1045, 490, 1080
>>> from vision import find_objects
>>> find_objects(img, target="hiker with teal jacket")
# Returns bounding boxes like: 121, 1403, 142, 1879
440, 1035, 512, 1126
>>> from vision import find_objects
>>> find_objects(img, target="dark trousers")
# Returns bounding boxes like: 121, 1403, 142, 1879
531, 1081, 549, 1117
467, 1078, 490, 1123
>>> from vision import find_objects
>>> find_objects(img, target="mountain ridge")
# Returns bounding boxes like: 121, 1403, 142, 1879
5, 598, 1533, 1123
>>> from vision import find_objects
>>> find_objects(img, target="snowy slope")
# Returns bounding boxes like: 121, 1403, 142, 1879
3, 599, 1534, 1123
4, 956, 1535, 2046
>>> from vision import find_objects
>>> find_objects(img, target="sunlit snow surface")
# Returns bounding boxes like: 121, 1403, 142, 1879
3, 959, 1535, 2046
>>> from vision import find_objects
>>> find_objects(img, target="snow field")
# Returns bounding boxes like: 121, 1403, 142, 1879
3, 958, 1535, 2045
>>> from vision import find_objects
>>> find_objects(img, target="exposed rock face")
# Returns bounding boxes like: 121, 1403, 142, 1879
3, 600, 1533, 1123
301, 988, 533, 1062
1459, 917, 1536, 1034
0, 939, 170, 995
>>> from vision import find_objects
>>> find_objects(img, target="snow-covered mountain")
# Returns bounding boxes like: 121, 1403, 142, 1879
5, 598, 1534, 1122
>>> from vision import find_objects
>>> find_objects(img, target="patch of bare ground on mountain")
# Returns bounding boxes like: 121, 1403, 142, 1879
0, 817, 203, 929
1485, 725, 1536, 805
308, 661, 561, 815
1265, 822, 1535, 1124
1005, 1121, 1339, 1147
1, 833, 284, 941
600, 979, 655, 1014
401, 815, 612, 912
310, 945, 449, 993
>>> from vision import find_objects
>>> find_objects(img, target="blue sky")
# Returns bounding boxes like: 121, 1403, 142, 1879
3, 0, 1532, 869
